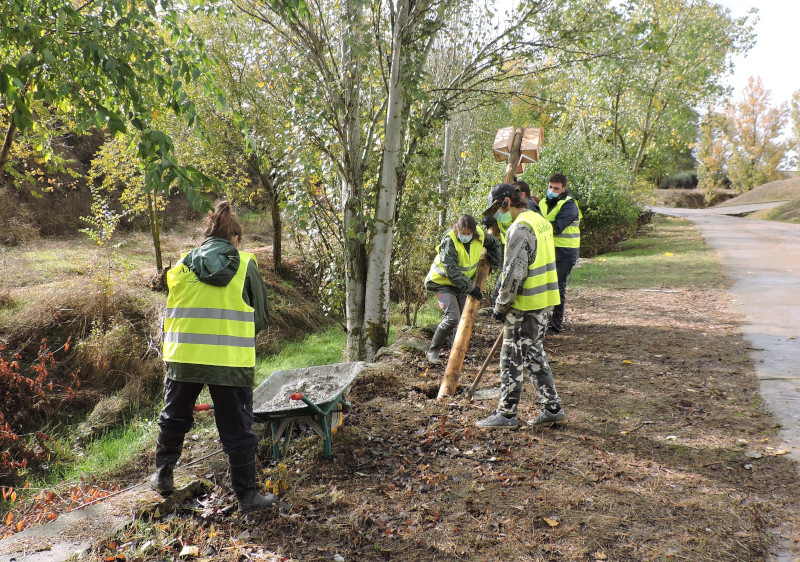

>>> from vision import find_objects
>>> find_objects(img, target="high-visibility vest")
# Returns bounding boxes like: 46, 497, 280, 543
425, 226, 486, 287
539, 196, 581, 249
163, 252, 256, 368
512, 211, 560, 311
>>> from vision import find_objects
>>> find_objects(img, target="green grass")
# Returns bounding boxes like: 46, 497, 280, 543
47, 420, 155, 484
751, 198, 800, 224
571, 215, 724, 290
256, 325, 346, 384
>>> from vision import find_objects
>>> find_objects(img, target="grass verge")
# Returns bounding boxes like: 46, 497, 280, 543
572, 214, 725, 290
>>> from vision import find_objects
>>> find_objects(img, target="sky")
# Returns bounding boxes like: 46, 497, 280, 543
714, 0, 800, 107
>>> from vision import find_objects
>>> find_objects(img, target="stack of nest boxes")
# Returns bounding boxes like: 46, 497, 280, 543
492, 127, 544, 174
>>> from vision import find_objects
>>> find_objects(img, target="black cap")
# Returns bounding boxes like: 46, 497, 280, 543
481, 183, 516, 217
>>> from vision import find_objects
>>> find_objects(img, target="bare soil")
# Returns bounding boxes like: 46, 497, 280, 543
90, 284, 800, 561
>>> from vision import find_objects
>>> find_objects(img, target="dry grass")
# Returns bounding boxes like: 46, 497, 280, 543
716, 177, 800, 208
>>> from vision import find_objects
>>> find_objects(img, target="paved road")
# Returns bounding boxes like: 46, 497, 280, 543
652, 205, 800, 466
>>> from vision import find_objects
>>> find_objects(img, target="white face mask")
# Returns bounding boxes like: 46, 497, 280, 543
457, 232, 473, 243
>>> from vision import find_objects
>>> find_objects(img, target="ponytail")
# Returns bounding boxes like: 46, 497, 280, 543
203, 200, 243, 242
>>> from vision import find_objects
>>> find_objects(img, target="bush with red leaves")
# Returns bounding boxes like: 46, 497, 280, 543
0, 339, 79, 485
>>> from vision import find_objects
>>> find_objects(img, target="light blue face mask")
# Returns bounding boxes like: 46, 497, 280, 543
494, 209, 512, 223
546, 188, 559, 199
457, 232, 473, 243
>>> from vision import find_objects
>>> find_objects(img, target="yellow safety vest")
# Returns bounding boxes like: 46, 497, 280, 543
539, 196, 581, 249
512, 211, 560, 311
163, 252, 256, 368
425, 226, 486, 287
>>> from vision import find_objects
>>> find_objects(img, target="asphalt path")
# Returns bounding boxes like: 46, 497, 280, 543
651, 205, 800, 470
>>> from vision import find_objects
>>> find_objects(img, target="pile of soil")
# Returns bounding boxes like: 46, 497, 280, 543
94, 283, 800, 560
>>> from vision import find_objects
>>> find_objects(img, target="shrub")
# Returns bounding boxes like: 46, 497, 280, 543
0, 341, 78, 484
522, 132, 643, 256
659, 171, 698, 190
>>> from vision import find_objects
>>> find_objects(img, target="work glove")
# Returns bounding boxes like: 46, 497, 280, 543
492, 309, 507, 323
469, 286, 483, 301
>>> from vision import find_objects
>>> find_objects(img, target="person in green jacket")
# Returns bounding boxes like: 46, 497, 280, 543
150, 201, 276, 513
424, 214, 502, 365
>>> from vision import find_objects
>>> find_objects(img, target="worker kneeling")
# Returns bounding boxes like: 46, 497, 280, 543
424, 214, 502, 365
476, 184, 566, 429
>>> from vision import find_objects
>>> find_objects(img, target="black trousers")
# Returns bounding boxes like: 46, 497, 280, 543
158, 378, 258, 456
550, 249, 579, 330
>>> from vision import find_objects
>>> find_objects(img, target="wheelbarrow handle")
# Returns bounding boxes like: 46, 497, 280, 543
290, 393, 325, 417
194, 403, 213, 411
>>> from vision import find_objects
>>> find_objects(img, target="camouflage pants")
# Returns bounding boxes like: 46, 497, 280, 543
498, 308, 561, 416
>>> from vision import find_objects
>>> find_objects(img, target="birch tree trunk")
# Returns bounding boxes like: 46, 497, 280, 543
341, 0, 368, 360
361, 0, 409, 360
438, 120, 452, 229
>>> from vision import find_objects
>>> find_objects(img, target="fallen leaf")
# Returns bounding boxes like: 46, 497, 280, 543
595, 552, 608, 560
774, 449, 788, 455
622, 360, 632, 365
664, 252, 674, 257
543, 517, 560, 527
179, 545, 200, 558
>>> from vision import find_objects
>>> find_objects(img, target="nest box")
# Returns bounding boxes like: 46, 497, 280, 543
492, 127, 544, 173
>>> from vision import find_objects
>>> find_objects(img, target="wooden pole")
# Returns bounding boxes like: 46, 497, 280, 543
437, 256, 490, 400
503, 127, 524, 183
436, 128, 524, 400
464, 330, 503, 400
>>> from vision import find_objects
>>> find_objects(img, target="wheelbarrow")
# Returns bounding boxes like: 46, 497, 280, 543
251, 361, 366, 460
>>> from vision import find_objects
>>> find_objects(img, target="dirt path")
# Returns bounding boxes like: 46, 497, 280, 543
652, 206, 800, 471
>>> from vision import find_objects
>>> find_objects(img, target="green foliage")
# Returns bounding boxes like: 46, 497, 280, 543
522, 131, 643, 256
79, 185, 130, 248
658, 171, 698, 190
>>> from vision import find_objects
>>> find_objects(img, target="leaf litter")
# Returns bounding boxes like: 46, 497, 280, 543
10, 283, 800, 561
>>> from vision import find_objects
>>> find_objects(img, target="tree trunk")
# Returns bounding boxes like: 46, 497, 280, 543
438, 120, 451, 229
340, 0, 367, 361
362, 0, 409, 361
148, 191, 163, 272
270, 190, 282, 272
0, 120, 17, 175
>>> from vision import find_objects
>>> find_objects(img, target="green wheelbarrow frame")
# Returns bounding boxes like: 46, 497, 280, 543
251, 362, 366, 460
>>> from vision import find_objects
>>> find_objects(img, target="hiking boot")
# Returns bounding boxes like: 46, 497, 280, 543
476, 410, 519, 429
427, 348, 443, 365
529, 408, 566, 426
546, 326, 561, 336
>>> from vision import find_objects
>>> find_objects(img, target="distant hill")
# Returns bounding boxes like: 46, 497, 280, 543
715, 178, 800, 224
716, 177, 800, 207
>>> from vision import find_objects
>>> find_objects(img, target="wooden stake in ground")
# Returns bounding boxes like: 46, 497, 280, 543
436, 128, 525, 400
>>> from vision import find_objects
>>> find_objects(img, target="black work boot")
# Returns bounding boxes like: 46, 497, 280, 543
228, 453, 277, 513
149, 433, 184, 495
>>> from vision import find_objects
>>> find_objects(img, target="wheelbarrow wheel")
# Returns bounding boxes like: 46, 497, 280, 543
328, 404, 344, 435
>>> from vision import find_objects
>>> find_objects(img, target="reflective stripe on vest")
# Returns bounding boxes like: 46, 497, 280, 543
539, 196, 581, 249
163, 252, 256, 368
425, 226, 486, 287
512, 211, 560, 311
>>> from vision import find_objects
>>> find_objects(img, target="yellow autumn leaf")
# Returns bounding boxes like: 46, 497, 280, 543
543, 517, 560, 527
623, 360, 632, 364
664, 252, 674, 256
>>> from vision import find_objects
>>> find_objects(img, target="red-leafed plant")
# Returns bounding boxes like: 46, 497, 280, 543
0, 339, 79, 485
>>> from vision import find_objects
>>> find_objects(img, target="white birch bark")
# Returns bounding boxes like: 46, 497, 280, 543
361, 0, 409, 360
340, 0, 367, 360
